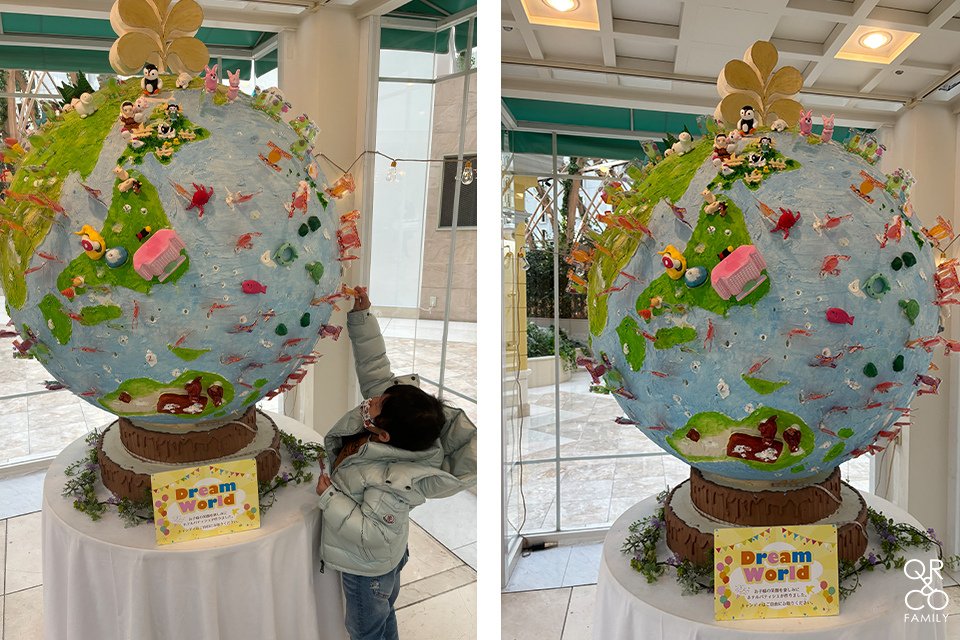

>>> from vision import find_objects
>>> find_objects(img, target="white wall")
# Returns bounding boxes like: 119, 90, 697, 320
278, 9, 374, 433
881, 104, 959, 548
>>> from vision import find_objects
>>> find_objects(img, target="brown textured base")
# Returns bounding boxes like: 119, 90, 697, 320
690, 467, 842, 525
665, 479, 868, 566
97, 414, 282, 503
118, 406, 258, 464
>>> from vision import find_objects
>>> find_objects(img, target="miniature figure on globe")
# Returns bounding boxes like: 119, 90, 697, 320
0, 0, 349, 508
581, 41, 950, 596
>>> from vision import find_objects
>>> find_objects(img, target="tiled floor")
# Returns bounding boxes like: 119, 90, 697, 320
504, 543, 602, 593
505, 371, 870, 536
502, 585, 596, 640
0, 508, 476, 640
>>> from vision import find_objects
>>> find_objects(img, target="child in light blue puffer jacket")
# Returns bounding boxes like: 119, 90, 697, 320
315, 286, 477, 640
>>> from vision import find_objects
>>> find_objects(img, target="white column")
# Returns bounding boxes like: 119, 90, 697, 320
277, 9, 374, 434
881, 103, 959, 549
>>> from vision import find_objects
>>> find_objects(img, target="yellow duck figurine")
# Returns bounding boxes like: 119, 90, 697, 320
658, 245, 686, 280
75, 225, 106, 260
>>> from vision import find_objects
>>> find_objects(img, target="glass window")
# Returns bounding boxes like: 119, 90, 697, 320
371, 20, 477, 424
502, 151, 684, 536
379, 47, 436, 80
438, 153, 477, 228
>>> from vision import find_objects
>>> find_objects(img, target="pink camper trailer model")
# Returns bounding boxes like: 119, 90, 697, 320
711, 245, 767, 301
133, 228, 186, 281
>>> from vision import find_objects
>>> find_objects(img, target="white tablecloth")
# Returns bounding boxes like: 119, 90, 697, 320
42, 412, 348, 640
594, 491, 947, 640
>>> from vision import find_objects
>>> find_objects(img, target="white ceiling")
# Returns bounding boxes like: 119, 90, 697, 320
502, 0, 960, 128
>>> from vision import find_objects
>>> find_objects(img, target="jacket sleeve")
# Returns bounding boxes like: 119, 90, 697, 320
347, 310, 395, 399
318, 483, 409, 554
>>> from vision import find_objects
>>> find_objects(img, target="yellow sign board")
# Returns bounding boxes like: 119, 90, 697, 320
714, 524, 840, 620
150, 458, 260, 545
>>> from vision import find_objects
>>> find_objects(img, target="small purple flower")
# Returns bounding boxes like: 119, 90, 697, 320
666, 553, 682, 567
867, 552, 878, 565
927, 527, 941, 543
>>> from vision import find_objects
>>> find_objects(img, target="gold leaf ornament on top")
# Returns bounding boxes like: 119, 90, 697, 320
715, 41, 804, 129
109, 0, 209, 76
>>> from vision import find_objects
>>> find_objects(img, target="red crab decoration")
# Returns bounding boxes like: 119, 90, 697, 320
337, 220, 361, 261
770, 207, 801, 239
185, 184, 214, 218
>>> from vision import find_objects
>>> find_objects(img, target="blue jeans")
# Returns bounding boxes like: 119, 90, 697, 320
341, 550, 409, 640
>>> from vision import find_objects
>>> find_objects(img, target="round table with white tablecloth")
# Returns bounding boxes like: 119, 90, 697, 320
594, 491, 946, 640
42, 412, 348, 640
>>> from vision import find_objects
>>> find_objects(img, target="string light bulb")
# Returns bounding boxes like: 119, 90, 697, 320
518, 248, 530, 271
461, 160, 475, 186
386, 160, 399, 183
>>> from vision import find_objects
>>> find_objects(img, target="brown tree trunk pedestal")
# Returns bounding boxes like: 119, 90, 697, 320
97, 408, 282, 502
664, 469, 868, 566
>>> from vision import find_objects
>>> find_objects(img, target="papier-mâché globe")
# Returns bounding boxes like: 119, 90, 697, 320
585, 126, 942, 481
0, 77, 346, 424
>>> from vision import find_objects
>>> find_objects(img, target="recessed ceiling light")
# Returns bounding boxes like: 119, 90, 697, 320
859, 31, 891, 50
542, 0, 579, 10
520, 0, 598, 30
835, 26, 919, 64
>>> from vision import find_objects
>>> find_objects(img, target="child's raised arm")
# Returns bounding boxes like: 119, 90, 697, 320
347, 286, 396, 399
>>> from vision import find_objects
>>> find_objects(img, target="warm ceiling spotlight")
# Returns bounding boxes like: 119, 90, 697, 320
859, 31, 891, 49
542, 0, 579, 11
836, 27, 918, 64
522, 0, 598, 30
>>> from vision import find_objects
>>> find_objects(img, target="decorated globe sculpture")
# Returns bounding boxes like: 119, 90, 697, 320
580, 42, 949, 563
0, 0, 349, 500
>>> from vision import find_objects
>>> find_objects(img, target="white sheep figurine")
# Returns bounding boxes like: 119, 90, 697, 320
73, 93, 98, 119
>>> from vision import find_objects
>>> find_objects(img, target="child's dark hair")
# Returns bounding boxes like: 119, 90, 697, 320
374, 384, 445, 451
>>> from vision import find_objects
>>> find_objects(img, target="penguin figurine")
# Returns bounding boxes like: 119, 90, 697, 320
141, 63, 162, 96
737, 105, 756, 135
